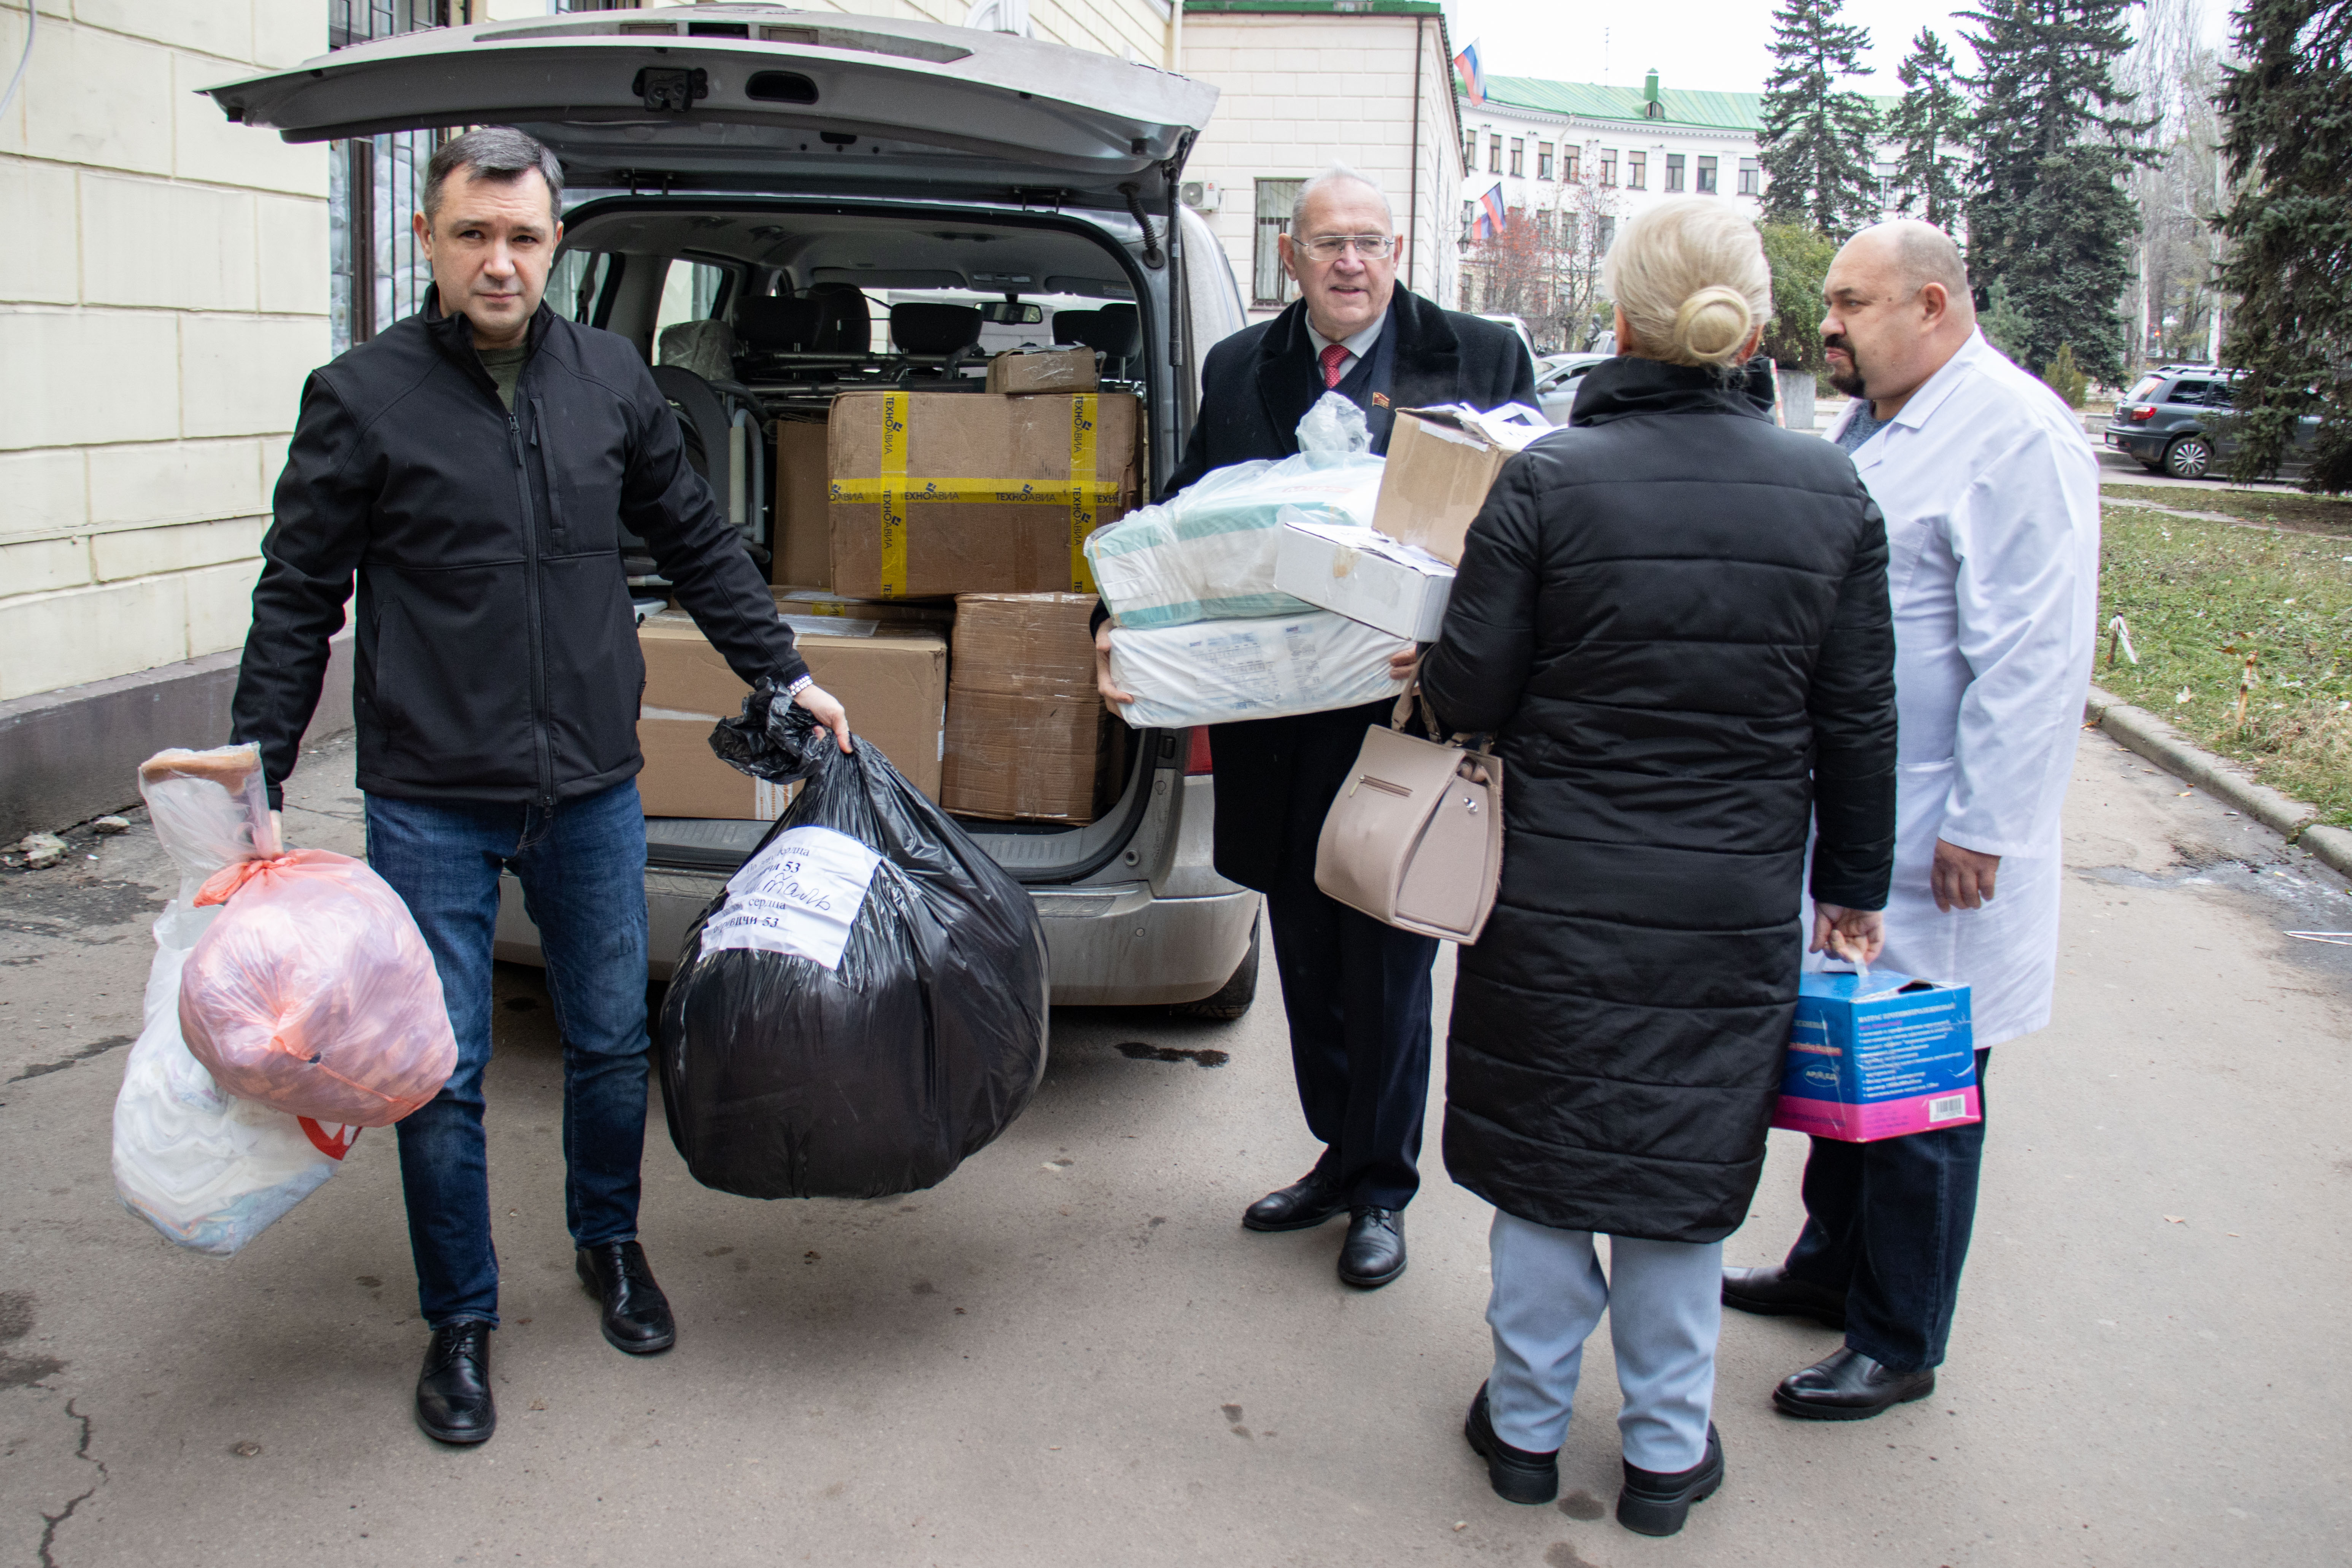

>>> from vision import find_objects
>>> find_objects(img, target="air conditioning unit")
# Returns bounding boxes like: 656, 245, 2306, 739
1180, 180, 1222, 213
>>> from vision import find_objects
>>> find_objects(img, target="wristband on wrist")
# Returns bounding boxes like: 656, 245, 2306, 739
786, 673, 814, 699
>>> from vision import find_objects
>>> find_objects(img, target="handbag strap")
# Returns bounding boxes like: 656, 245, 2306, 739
1390, 675, 1482, 751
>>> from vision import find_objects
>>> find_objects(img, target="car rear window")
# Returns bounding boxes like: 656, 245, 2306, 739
2165, 378, 2212, 404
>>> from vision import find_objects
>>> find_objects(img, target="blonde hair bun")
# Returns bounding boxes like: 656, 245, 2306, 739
1671, 285, 1755, 366
1602, 197, 1774, 371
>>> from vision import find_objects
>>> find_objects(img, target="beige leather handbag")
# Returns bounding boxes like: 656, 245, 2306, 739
1313, 683, 1504, 943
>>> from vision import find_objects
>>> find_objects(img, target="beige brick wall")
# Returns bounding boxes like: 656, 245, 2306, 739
0, 0, 327, 703
1177, 13, 1460, 324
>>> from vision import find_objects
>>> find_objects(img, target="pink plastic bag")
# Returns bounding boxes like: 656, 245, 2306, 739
177, 848, 456, 1127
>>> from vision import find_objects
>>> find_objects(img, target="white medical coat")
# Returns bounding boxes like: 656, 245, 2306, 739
1826, 331, 2100, 1046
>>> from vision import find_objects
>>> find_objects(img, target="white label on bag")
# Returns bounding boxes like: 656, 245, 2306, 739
702, 826, 881, 971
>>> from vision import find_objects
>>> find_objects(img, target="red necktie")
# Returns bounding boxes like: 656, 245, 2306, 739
1319, 342, 1349, 389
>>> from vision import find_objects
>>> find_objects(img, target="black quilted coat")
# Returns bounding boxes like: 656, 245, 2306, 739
1420, 356, 1898, 1243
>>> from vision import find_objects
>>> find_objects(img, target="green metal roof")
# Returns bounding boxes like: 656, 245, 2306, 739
1467, 75, 1898, 131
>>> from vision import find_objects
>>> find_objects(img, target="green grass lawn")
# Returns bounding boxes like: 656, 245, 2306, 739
2102, 483, 2352, 536
2098, 499, 2352, 824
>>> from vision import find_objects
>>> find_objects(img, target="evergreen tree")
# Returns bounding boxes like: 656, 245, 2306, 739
1961, 0, 2150, 383
2214, 0, 2352, 491
1759, 221, 1841, 372
1759, 0, 1884, 239
1981, 277, 2035, 361
1886, 27, 1970, 230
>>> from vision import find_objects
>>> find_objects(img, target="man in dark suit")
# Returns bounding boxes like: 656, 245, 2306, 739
1097, 166, 1535, 1289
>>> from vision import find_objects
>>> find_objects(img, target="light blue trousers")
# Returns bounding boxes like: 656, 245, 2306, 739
1485, 1210, 1722, 1473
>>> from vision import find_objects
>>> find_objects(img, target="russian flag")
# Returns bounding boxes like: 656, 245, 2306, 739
1475, 183, 1506, 241
1454, 41, 1485, 106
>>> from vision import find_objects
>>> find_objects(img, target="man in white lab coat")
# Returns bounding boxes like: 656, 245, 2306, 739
1722, 221, 2100, 1419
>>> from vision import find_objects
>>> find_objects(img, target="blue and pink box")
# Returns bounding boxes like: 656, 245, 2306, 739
1772, 969, 1981, 1142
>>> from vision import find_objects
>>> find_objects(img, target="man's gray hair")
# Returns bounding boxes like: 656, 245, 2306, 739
423, 126, 564, 223
1291, 164, 1395, 233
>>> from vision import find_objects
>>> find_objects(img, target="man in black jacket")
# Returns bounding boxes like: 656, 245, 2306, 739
230, 128, 848, 1447
1099, 167, 1534, 1290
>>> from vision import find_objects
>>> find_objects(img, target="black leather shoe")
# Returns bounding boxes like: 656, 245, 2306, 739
1617, 1423, 1724, 1537
1463, 1380, 1559, 1504
1722, 1264, 1847, 1330
1242, 1171, 1346, 1233
1773, 1345, 1935, 1420
576, 1240, 677, 1355
414, 1320, 495, 1446
1337, 1206, 1406, 1289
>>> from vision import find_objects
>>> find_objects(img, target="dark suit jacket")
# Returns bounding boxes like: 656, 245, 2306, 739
1164, 289, 1537, 893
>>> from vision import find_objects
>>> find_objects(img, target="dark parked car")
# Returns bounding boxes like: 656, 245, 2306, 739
2106, 365, 2318, 480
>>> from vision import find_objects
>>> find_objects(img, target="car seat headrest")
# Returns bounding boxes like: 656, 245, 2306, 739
1060, 302, 1140, 360
734, 296, 826, 354
889, 302, 983, 356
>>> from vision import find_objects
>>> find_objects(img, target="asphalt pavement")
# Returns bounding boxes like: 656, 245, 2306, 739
3, 730, 2348, 1566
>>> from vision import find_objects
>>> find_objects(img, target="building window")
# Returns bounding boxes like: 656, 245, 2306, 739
1738, 157, 1760, 196
1874, 160, 1899, 207
1598, 215, 1617, 251
1535, 209, 1554, 242
1627, 151, 1646, 189
1461, 200, 1475, 242
1562, 211, 1580, 248
1664, 153, 1685, 192
1463, 131, 1476, 170
1600, 149, 1617, 186
1253, 178, 1303, 307
1696, 156, 1718, 194
328, 1, 455, 354
1563, 148, 1580, 182
1489, 135, 1504, 174
1536, 143, 1553, 180
1509, 138, 1524, 177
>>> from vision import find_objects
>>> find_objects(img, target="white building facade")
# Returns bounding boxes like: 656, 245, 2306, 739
1175, 0, 1463, 324
1456, 70, 1904, 347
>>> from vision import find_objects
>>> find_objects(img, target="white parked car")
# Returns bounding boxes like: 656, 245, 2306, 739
206, 5, 1263, 1015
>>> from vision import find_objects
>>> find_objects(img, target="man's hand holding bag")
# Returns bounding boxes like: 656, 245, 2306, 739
1313, 682, 1504, 942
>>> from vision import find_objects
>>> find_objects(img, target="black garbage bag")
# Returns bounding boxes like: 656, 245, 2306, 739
657, 681, 1050, 1199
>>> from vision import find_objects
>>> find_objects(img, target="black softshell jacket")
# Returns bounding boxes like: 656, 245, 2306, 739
232, 297, 806, 809
1421, 356, 1898, 1242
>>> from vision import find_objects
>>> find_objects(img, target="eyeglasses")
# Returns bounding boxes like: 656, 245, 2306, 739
1295, 233, 1397, 261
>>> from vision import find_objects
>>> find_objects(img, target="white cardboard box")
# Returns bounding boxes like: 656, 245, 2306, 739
1273, 518, 1456, 641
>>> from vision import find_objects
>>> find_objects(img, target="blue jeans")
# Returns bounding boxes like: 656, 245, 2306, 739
1784, 1048, 1993, 1373
365, 781, 653, 1328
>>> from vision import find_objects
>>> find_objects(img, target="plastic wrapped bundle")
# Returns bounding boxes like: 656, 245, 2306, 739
658, 684, 1051, 1199
1082, 392, 1386, 629
1107, 610, 1412, 729
179, 847, 456, 1126
112, 746, 365, 1255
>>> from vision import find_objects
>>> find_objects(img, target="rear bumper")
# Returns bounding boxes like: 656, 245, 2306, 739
494, 870, 1260, 1006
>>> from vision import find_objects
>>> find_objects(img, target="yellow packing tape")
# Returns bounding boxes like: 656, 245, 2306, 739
878, 390, 909, 599
850, 393, 1112, 597
1068, 394, 1098, 594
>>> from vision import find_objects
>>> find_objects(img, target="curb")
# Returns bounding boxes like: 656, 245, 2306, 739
2083, 684, 2352, 879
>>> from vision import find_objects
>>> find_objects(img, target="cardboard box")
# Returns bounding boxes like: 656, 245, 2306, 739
1273, 518, 1455, 641
637, 618, 948, 819
985, 346, 1098, 395
1771, 971, 1981, 1142
773, 417, 831, 588
1370, 403, 1551, 566
941, 592, 1109, 822
827, 389, 1139, 600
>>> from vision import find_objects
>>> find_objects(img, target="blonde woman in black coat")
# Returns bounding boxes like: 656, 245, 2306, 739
1413, 198, 1899, 1534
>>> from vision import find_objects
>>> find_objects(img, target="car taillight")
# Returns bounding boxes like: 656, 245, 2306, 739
2128, 406, 2156, 423
1184, 727, 1214, 775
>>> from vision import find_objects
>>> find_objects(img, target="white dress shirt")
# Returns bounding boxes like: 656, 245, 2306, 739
1826, 329, 2101, 1046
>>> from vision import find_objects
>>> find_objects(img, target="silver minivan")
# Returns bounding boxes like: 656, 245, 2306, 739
205, 5, 1262, 1014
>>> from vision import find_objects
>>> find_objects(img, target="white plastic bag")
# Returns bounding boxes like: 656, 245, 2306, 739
111, 746, 359, 1257
1106, 611, 1412, 729
1084, 392, 1387, 629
